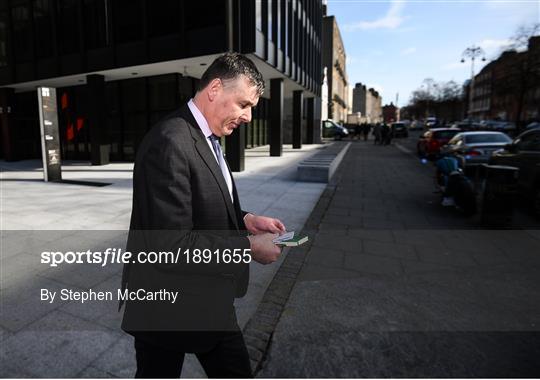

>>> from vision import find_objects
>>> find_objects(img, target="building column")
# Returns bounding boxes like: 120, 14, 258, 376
305, 97, 317, 144
225, 124, 245, 172
313, 97, 322, 144
306, 97, 322, 144
269, 78, 283, 156
292, 90, 303, 149
87, 74, 109, 165
0, 88, 16, 161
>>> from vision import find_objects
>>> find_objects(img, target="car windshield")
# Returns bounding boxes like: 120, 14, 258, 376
465, 134, 511, 144
433, 130, 459, 139
392, 123, 404, 128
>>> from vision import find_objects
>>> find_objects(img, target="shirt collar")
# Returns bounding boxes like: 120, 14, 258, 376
187, 98, 213, 139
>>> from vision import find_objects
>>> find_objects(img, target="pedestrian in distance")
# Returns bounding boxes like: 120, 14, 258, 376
381, 123, 389, 145
362, 123, 370, 141
373, 123, 382, 145
384, 123, 393, 145
355, 123, 363, 140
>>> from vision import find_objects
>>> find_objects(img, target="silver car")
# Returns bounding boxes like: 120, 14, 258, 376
441, 131, 512, 168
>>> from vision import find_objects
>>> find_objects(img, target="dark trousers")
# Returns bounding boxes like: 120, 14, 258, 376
134, 332, 253, 378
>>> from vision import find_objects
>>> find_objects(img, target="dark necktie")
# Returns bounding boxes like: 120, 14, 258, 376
209, 135, 233, 201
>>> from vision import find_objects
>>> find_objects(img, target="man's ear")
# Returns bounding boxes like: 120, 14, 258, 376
207, 78, 222, 102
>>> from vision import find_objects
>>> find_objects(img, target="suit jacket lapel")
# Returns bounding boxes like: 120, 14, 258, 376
179, 105, 240, 230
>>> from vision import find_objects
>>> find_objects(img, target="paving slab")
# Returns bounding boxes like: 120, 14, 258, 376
0, 144, 328, 377
258, 139, 540, 377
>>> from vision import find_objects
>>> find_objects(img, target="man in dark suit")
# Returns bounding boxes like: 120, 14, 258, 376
120, 53, 286, 378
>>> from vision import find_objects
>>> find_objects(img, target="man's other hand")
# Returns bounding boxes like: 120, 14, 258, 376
244, 213, 286, 235
247, 233, 281, 264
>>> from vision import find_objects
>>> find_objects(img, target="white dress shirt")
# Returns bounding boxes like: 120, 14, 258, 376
187, 99, 234, 202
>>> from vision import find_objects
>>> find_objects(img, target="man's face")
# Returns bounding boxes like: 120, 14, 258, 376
208, 76, 260, 137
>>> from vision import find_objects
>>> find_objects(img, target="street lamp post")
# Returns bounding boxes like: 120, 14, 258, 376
461, 45, 486, 119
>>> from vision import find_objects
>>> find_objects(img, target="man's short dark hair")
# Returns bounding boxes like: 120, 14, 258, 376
197, 53, 265, 96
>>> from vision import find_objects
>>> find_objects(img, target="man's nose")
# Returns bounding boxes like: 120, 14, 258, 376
241, 108, 252, 124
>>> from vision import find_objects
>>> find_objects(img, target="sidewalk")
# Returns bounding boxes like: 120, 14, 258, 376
0, 144, 330, 378
257, 139, 540, 377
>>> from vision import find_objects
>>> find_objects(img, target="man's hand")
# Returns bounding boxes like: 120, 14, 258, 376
247, 233, 281, 264
244, 213, 286, 235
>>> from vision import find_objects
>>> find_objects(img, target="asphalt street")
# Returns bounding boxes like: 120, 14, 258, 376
257, 132, 540, 377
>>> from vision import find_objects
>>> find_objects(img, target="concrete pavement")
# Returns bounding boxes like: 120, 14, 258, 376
257, 137, 540, 377
0, 143, 331, 378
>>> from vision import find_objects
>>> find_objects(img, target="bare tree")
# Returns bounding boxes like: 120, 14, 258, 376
493, 23, 540, 129
511, 23, 540, 51
407, 79, 464, 122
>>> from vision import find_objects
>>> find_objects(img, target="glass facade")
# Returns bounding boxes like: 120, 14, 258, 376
0, 0, 321, 162
83, 0, 109, 49
57, 0, 81, 54
147, 0, 180, 37
11, 1, 32, 63
113, 0, 143, 43
33, 0, 54, 58
0, 10, 8, 67
245, 98, 270, 149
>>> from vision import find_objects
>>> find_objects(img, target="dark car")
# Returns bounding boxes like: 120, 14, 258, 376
490, 128, 540, 215
322, 120, 349, 140
391, 122, 408, 138
417, 128, 461, 159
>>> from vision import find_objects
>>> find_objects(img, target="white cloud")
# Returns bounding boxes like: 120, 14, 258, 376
401, 47, 417, 55
479, 38, 513, 52
344, 0, 406, 31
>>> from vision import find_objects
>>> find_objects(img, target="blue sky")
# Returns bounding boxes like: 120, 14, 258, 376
327, 0, 540, 107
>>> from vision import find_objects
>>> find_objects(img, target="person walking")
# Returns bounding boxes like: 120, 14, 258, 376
373, 123, 382, 145
120, 53, 286, 378
362, 123, 370, 141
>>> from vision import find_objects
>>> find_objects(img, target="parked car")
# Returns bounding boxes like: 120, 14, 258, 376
525, 121, 540, 130
450, 121, 475, 131
417, 128, 461, 159
344, 123, 358, 137
490, 128, 540, 216
391, 122, 408, 138
322, 120, 349, 140
410, 120, 424, 130
479, 120, 517, 133
425, 117, 439, 129
441, 131, 512, 170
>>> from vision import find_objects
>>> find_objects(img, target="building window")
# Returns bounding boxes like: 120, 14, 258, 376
148, 74, 177, 111
184, 2, 225, 30
147, 0, 180, 38
268, 0, 272, 41
12, 2, 32, 62
114, 0, 143, 43
33, 0, 54, 58
57, 0, 81, 54
0, 11, 8, 67
255, 0, 262, 31
83, 0, 109, 49
281, 0, 287, 53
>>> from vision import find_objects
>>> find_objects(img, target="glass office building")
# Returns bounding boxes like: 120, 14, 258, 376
0, 0, 323, 169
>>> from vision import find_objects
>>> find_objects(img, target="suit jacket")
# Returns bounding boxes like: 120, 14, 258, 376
120, 104, 250, 352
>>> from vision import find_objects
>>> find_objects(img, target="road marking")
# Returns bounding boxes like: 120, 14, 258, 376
394, 142, 413, 155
